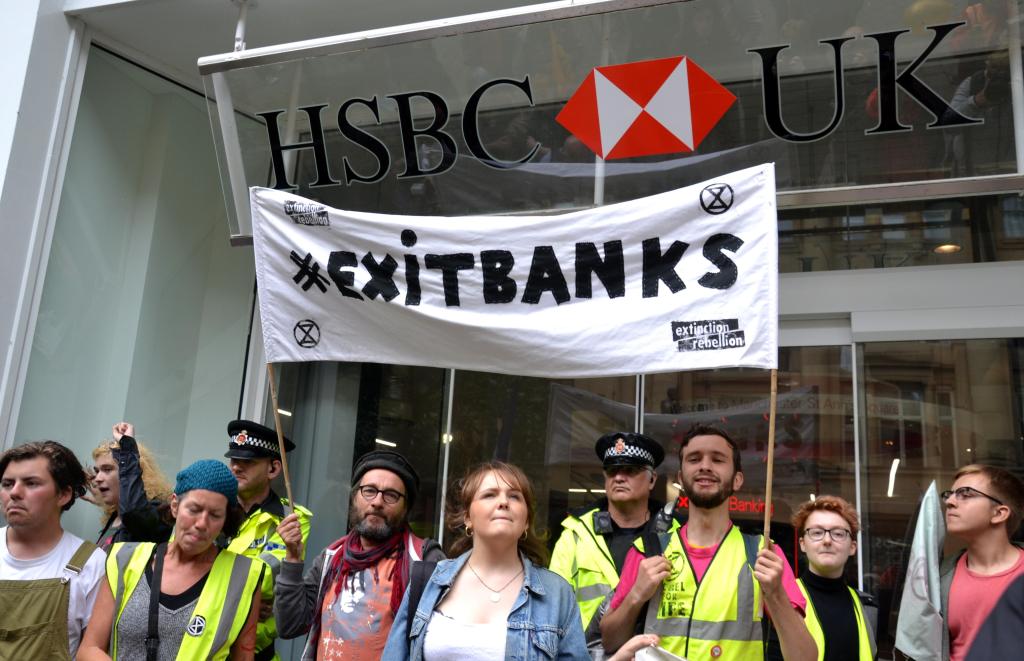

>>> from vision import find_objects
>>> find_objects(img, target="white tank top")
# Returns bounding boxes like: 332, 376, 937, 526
422, 610, 508, 660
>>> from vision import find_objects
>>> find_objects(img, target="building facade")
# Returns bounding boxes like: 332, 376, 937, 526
2, 1, 1024, 658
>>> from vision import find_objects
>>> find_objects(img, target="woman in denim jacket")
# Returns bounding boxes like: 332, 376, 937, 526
382, 461, 588, 660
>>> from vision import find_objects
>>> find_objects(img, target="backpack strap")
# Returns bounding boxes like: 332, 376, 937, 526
405, 560, 438, 640
65, 539, 99, 576
641, 531, 671, 558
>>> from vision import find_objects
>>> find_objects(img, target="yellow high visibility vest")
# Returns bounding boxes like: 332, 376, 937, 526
797, 579, 875, 661
107, 542, 265, 661
549, 507, 620, 629
226, 498, 312, 660
639, 526, 764, 661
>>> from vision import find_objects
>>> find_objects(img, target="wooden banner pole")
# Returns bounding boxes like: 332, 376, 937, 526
266, 362, 295, 512
762, 368, 779, 544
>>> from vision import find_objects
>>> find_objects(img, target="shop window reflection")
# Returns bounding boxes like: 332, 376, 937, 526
447, 372, 636, 551
778, 193, 1024, 273
265, 362, 447, 556
861, 339, 1024, 658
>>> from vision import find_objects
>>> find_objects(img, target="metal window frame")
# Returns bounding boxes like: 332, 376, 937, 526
198, 0, 691, 75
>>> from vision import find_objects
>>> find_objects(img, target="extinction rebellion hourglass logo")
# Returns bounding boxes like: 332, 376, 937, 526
556, 55, 736, 159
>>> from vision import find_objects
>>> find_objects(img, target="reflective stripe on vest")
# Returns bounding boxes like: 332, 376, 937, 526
555, 509, 618, 629
108, 542, 265, 661
641, 527, 763, 661
228, 500, 312, 661
797, 579, 874, 661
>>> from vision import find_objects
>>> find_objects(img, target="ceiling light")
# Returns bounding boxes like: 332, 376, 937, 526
276, 408, 292, 417
887, 458, 900, 498
933, 243, 962, 254
374, 438, 396, 447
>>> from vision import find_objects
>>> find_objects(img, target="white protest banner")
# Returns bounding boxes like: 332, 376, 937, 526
250, 163, 777, 378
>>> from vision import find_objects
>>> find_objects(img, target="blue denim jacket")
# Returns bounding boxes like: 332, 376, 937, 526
381, 550, 588, 660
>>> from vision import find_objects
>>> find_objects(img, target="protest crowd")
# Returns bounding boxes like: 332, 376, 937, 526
2, 419, 1022, 661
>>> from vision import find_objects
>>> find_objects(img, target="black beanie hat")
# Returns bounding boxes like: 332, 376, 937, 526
351, 450, 419, 508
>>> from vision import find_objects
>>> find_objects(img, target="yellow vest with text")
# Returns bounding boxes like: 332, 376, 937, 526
549, 507, 620, 629
226, 498, 312, 660
638, 526, 764, 661
107, 542, 265, 661
797, 579, 875, 661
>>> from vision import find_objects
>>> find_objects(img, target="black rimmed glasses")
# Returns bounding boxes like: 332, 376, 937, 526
357, 485, 405, 505
804, 527, 852, 542
941, 486, 1004, 506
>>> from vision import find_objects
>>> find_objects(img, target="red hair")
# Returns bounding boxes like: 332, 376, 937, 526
792, 495, 860, 536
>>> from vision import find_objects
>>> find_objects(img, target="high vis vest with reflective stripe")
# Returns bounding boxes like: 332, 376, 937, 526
107, 542, 265, 661
226, 500, 312, 660
640, 526, 764, 661
797, 579, 875, 661
549, 508, 619, 629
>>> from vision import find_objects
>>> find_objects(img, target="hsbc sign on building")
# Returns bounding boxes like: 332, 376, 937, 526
253, 19, 983, 197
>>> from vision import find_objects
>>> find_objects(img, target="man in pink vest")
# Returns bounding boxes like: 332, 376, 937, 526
274, 450, 444, 660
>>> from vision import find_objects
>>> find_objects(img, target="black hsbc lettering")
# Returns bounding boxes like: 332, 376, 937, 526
262, 77, 538, 190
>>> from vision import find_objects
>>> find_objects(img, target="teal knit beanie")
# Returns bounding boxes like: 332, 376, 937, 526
175, 459, 238, 503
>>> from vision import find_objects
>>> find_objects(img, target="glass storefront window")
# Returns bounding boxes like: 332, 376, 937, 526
861, 338, 1024, 658
266, 362, 447, 555
447, 372, 637, 548
13, 46, 256, 541
778, 193, 1024, 272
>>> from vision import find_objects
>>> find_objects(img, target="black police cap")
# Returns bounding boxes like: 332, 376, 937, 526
225, 419, 295, 460
594, 431, 665, 469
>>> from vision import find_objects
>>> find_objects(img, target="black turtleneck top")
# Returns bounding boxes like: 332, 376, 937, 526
802, 571, 861, 661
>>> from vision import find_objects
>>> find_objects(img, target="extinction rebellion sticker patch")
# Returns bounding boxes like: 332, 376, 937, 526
672, 319, 746, 352
284, 200, 329, 226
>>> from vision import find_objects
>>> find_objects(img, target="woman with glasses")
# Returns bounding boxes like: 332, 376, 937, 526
382, 461, 588, 660
770, 495, 876, 661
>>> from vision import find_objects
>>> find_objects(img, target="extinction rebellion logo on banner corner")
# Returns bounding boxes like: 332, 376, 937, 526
284, 200, 330, 227
556, 56, 736, 159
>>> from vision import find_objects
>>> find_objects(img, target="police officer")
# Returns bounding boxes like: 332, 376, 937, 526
224, 419, 313, 661
550, 431, 671, 630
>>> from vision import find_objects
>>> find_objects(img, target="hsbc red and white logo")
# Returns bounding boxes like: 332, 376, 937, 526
556, 56, 736, 160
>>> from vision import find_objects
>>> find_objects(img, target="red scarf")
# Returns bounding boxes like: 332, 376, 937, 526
316, 528, 412, 618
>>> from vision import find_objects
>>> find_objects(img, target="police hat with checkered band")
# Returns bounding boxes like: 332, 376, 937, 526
595, 432, 664, 470
224, 419, 295, 460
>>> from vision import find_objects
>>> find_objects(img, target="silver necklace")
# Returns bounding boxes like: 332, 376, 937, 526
467, 561, 523, 602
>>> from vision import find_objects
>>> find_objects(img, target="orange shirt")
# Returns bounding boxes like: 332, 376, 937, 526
317, 556, 397, 661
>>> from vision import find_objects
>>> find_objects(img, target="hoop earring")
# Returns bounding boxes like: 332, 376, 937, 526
466, 526, 473, 537
521, 529, 528, 541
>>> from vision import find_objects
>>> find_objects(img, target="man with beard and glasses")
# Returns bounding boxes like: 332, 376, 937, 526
273, 450, 444, 660
600, 425, 817, 661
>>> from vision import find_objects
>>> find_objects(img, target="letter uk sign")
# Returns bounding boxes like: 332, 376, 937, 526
250, 164, 778, 378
